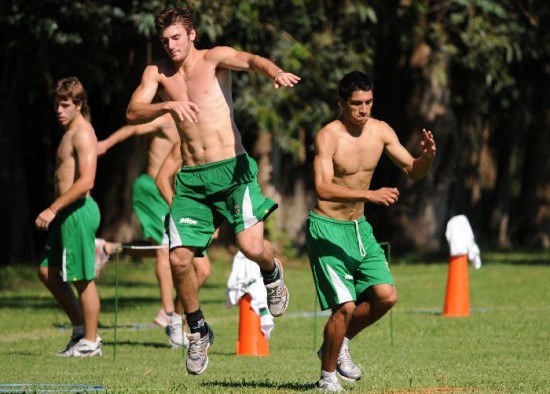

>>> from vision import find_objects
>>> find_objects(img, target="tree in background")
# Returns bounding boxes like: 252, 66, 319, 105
1, 0, 549, 264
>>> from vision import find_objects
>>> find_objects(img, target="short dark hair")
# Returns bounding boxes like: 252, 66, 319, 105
155, 7, 197, 37
55, 77, 90, 118
338, 71, 373, 102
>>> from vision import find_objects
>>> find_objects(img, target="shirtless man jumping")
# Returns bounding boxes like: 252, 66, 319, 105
307, 71, 436, 391
126, 7, 300, 375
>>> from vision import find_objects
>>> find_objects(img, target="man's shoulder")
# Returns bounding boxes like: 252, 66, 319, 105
71, 119, 97, 144
318, 120, 344, 136
369, 117, 392, 130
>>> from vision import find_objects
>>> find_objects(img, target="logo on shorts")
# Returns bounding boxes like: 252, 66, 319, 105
179, 217, 198, 225
232, 203, 240, 216
345, 274, 354, 281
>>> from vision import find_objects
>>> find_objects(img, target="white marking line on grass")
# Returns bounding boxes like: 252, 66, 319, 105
0, 384, 106, 393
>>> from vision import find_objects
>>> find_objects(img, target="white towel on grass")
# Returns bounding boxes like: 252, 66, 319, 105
226, 251, 275, 338
445, 215, 482, 269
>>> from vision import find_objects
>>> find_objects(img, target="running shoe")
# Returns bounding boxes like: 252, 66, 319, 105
154, 309, 170, 328
64, 337, 102, 357
165, 313, 188, 349
317, 343, 362, 382
186, 325, 215, 375
265, 259, 289, 317
315, 377, 344, 392
57, 334, 84, 356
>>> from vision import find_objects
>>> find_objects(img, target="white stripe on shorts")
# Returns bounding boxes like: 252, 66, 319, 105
243, 186, 258, 230
62, 248, 67, 282
327, 264, 353, 304
168, 215, 182, 249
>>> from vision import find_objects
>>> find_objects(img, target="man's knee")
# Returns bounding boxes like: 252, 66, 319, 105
238, 246, 264, 263
169, 247, 195, 270
378, 287, 398, 311
331, 301, 356, 320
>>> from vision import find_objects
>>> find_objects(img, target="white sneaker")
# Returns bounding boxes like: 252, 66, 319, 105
265, 259, 289, 317
317, 343, 361, 382
315, 377, 344, 392
153, 309, 170, 328
337, 343, 361, 381
57, 334, 84, 356
65, 338, 102, 357
165, 313, 188, 349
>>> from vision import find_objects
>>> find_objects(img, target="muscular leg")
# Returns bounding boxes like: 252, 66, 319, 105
155, 246, 175, 313
170, 246, 200, 313
73, 280, 100, 342
346, 284, 397, 340
322, 302, 355, 372
172, 255, 211, 316
38, 266, 82, 326
235, 221, 275, 271
193, 254, 212, 287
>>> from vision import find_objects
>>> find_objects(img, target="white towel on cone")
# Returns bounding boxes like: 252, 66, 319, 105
226, 251, 275, 338
445, 215, 482, 269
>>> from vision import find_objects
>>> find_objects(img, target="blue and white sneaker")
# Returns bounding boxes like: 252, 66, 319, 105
65, 337, 102, 357
317, 343, 361, 382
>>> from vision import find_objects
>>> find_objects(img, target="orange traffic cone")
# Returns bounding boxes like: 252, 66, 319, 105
236, 293, 269, 356
443, 254, 470, 317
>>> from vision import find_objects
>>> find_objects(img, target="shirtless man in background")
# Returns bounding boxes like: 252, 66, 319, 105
36, 77, 103, 357
98, 113, 211, 349
126, 6, 300, 374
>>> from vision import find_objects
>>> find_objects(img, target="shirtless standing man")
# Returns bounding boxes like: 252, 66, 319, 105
36, 77, 103, 357
98, 114, 211, 349
126, 7, 300, 375
307, 71, 436, 391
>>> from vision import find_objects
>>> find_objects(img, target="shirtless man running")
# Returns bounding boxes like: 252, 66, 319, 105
126, 7, 300, 374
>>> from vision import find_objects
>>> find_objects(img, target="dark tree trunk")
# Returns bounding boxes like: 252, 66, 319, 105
517, 62, 550, 248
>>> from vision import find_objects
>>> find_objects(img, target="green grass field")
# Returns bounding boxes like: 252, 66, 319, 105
1, 248, 549, 393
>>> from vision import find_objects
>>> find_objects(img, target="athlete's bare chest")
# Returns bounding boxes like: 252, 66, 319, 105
159, 64, 220, 101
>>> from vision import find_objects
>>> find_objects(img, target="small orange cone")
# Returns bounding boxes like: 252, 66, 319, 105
236, 293, 269, 356
443, 254, 470, 317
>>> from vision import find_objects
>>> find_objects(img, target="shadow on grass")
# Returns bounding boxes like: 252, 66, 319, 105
102, 340, 168, 349
0, 293, 225, 314
202, 379, 314, 391
0, 295, 162, 312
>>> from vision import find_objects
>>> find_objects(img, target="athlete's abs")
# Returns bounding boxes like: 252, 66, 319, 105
314, 200, 366, 222
177, 100, 245, 166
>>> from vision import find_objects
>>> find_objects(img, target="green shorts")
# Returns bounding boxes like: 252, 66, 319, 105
306, 210, 394, 310
132, 174, 169, 245
168, 154, 277, 250
40, 198, 100, 282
